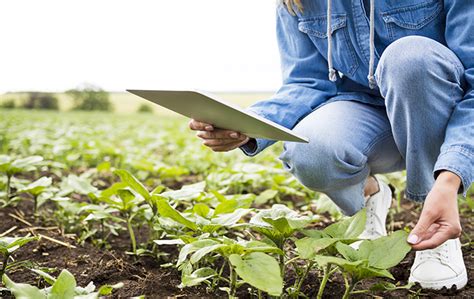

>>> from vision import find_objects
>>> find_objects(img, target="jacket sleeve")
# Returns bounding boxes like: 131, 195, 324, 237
433, 0, 474, 195
239, 4, 337, 156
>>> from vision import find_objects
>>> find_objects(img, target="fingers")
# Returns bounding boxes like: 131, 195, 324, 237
407, 208, 439, 246
411, 226, 461, 250
196, 130, 243, 140
207, 136, 250, 152
189, 119, 213, 131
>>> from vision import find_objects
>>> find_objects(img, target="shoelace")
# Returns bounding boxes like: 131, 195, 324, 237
360, 199, 381, 237
418, 242, 450, 263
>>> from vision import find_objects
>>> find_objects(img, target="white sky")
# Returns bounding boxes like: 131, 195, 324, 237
0, 0, 281, 93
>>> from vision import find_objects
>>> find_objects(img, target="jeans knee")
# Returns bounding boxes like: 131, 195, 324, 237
279, 138, 368, 191
376, 36, 430, 89
375, 36, 464, 96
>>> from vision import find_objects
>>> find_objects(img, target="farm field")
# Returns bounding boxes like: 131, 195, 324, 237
0, 92, 272, 115
0, 108, 472, 298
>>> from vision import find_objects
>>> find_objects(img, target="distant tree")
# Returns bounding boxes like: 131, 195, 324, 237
67, 84, 112, 111
0, 99, 16, 109
22, 92, 59, 110
137, 103, 153, 113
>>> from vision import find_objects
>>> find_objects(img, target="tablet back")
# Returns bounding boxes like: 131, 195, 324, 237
127, 89, 309, 143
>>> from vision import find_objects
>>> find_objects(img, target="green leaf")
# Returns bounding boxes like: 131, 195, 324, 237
160, 182, 206, 201
335, 242, 359, 262
177, 240, 219, 266
250, 204, 312, 235
180, 267, 217, 287
193, 203, 211, 218
97, 282, 124, 295
0, 236, 38, 254
117, 189, 137, 211
100, 182, 128, 198
254, 189, 278, 205
214, 199, 238, 215
49, 269, 76, 299
323, 208, 366, 238
312, 255, 394, 281
19, 177, 52, 196
295, 237, 340, 259
190, 244, 227, 264
229, 252, 283, 296
156, 198, 197, 231
114, 169, 150, 200
2, 274, 46, 299
60, 174, 98, 196
211, 209, 251, 226
358, 230, 412, 269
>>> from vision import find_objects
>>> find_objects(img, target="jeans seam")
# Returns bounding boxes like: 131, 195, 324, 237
361, 129, 394, 160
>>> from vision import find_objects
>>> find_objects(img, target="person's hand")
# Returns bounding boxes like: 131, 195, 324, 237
407, 171, 462, 250
189, 119, 250, 152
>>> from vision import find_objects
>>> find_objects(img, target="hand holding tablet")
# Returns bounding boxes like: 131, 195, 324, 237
127, 89, 309, 152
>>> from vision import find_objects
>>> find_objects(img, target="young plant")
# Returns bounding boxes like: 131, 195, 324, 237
249, 204, 315, 278
177, 237, 284, 297
0, 236, 38, 277
100, 188, 147, 255
295, 208, 367, 298
311, 230, 411, 299
0, 155, 43, 206
2, 269, 123, 298
18, 177, 53, 214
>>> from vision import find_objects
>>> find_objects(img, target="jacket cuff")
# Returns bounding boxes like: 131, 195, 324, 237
433, 146, 473, 196
239, 137, 275, 157
238, 107, 277, 157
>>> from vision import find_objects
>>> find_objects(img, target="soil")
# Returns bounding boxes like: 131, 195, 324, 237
0, 191, 472, 298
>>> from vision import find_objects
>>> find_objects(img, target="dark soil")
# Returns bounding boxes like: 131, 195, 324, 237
0, 193, 472, 298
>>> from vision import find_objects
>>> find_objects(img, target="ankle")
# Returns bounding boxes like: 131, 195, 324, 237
364, 175, 380, 198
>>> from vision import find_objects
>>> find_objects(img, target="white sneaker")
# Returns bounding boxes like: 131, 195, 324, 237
409, 238, 468, 290
351, 176, 392, 248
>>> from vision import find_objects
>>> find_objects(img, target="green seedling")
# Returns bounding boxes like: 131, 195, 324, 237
0, 236, 38, 277
0, 155, 43, 205
294, 209, 366, 298
249, 204, 315, 281
18, 177, 53, 214
312, 230, 412, 299
177, 237, 283, 297
79, 203, 124, 247
2, 269, 123, 298
100, 188, 147, 255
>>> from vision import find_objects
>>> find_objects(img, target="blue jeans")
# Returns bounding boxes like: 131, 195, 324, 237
278, 36, 467, 216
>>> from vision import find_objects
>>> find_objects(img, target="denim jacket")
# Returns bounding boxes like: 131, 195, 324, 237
240, 0, 473, 191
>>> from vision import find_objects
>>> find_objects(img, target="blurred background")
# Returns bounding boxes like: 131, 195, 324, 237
0, 0, 282, 113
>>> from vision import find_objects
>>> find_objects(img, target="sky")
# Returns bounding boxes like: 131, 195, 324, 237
0, 0, 282, 93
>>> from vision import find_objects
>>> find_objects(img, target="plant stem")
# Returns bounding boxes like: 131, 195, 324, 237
1, 254, 9, 277
33, 195, 38, 215
342, 273, 356, 299
127, 216, 137, 254
295, 261, 313, 297
228, 260, 237, 298
5, 175, 11, 202
316, 264, 331, 299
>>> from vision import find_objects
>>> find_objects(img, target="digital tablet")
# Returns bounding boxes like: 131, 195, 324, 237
127, 89, 309, 143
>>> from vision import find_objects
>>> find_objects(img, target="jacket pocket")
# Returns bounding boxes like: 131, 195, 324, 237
381, 0, 444, 42
298, 14, 359, 77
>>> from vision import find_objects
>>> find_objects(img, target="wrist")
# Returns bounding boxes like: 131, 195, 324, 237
435, 170, 461, 192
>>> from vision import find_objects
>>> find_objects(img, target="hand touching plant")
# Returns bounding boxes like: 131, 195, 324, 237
189, 119, 251, 152
408, 171, 462, 250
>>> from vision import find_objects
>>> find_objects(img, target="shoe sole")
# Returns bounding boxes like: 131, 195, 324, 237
408, 268, 468, 290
